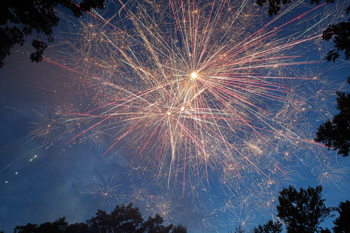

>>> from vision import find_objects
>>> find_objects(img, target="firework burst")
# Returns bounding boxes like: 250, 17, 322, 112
50, 0, 347, 191
2, 0, 348, 231
85, 175, 122, 207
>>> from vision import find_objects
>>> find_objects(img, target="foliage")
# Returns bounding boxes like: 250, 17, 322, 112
256, 0, 350, 156
322, 6, 350, 62
65, 222, 89, 233
316, 4, 350, 155
276, 185, 331, 233
0, 0, 105, 68
256, 0, 349, 63
14, 203, 187, 233
255, 0, 334, 16
87, 203, 144, 233
315, 79, 350, 157
333, 200, 350, 233
236, 226, 246, 233
15, 218, 67, 233
254, 185, 350, 233
253, 220, 282, 233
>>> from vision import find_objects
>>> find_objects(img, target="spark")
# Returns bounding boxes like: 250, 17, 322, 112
29, 155, 38, 162
191, 72, 198, 79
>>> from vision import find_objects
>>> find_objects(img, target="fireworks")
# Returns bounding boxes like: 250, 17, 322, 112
85, 175, 122, 207
1, 0, 349, 231
52, 0, 347, 215
27, 109, 59, 144
62, 0, 320, 185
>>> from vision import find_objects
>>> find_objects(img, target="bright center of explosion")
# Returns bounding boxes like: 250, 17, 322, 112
190, 72, 197, 79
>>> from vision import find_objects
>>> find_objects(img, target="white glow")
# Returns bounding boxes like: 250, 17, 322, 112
191, 72, 197, 79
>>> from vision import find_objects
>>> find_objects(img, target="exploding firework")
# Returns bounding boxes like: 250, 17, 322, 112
2, 0, 349, 231
27, 109, 60, 144
51, 0, 347, 202
85, 175, 122, 207
56, 0, 343, 188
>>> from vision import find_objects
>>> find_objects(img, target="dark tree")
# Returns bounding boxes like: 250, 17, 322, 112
15, 218, 68, 233
36, 217, 67, 233
234, 226, 246, 233
315, 80, 350, 157
333, 200, 350, 233
0, 0, 105, 68
142, 215, 174, 233
256, 0, 350, 63
256, 0, 291, 16
253, 220, 282, 233
65, 222, 89, 233
14, 203, 186, 233
86, 203, 186, 233
254, 186, 350, 233
171, 225, 187, 233
256, 0, 350, 157
256, 0, 334, 16
110, 203, 144, 232
14, 223, 38, 233
315, 5, 350, 155
322, 6, 350, 62
87, 209, 113, 233
276, 185, 331, 233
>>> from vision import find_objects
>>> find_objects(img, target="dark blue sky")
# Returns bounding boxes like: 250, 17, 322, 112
1, 1, 350, 232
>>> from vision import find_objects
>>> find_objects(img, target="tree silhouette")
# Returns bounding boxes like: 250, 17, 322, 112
322, 6, 350, 62
65, 222, 89, 233
252, 185, 350, 233
315, 4, 350, 156
15, 218, 67, 233
253, 220, 282, 233
333, 200, 350, 233
0, 0, 105, 68
87, 203, 144, 233
13, 203, 186, 233
171, 225, 187, 233
15, 223, 39, 233
256, 0, 349, 63
142, 215, 175, 233
256, 0, 334, 16
315, 81, 350, 157
257, 0, 350, 157
234, 226, 246, 233
276, 185, 331, 233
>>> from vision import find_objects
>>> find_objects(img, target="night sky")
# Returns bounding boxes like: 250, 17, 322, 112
1, 1, 350, 233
